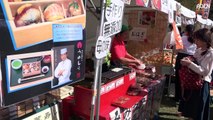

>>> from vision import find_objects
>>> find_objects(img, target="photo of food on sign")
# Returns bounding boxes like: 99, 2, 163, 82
138, 11, 156, 26
0, 0, 85, 49
6, 51, 54, 93
143, 0, 150, 7
151, 0, 161, 10
52, 45, 74, 88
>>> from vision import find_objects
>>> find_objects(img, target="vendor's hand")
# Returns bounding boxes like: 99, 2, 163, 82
180, 58, 191, 66
135, 59, 141, 65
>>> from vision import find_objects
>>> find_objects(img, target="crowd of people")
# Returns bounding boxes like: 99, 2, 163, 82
163, 24, 213, 120
111, 24, 213, 120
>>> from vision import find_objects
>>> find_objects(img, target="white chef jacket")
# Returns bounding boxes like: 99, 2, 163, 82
189, 47, 213, 83
54, 58, 72, 85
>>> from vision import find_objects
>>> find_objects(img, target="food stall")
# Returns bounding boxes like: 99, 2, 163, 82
1, 0, 211, 119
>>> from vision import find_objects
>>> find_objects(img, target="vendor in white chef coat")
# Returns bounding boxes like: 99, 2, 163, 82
54, 48, 72, 85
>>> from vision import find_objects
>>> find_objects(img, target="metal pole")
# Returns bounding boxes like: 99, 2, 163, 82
95, 59, 103, 120
90, 0, 106, 120
90, 60, 100, 120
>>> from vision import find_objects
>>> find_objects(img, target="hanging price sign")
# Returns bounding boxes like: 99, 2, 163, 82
95, 36, 112, 59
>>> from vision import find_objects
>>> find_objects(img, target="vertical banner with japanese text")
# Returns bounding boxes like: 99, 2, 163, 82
168, 0, 174, 23
161, 0, 169, 14
196, 0, 212, 19
175, 2, 182, 26
103, 0, 124, 38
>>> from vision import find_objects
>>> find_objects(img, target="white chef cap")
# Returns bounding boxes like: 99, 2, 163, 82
60, 48, 67, 54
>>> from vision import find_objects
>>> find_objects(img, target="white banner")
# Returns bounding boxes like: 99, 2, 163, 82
168, 0, 174, 23
175, 2, 182, 26
121, 0, 131, 5
129, 27, 147, 41
104, 0, 124, 37
23, 104, 60, 120
161, 0, 169, 14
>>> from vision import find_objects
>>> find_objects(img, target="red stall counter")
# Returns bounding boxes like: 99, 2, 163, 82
73, 71, 137, 117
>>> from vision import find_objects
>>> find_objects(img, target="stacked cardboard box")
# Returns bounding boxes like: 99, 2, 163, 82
49, 85, 74, 100
0, 94, 48, 120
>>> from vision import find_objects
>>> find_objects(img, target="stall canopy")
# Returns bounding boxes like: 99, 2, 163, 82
171, 0, 213, 26
181, 5, 196, 19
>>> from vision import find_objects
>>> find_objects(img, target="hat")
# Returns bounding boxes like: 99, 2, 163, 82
121, 25, 130, 32
60, 48, 67, 54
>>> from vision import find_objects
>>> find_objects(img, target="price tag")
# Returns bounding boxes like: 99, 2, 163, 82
129, 27, 147, 41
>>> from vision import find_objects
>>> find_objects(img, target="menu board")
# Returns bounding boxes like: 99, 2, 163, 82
0, 0, 86, 106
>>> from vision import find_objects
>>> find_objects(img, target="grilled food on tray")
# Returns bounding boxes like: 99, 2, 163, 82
15, 4, 41, 27
43, 3, 64, 22
22, 61, 41, 77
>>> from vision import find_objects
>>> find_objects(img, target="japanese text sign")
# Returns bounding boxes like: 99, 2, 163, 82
53, 24, 83, 42
129, 27, 147, 41
103, 0, 124, 37
121, 0, 132, 5
95, 36, 112, 59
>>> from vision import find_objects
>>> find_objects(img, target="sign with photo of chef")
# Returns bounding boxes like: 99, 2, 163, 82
52, 46, 74, 88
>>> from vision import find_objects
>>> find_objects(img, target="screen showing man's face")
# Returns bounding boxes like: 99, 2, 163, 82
60, 53, 67, 61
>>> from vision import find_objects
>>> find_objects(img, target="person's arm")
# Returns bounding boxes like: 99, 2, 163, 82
188, 53, 213, 76
119, 56, 141, 68
125, 53, 141, 64
60, 59, 72, 79
54, 63, 61, 78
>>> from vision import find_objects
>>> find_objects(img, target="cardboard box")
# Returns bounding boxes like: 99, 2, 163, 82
49, 85, 74, 100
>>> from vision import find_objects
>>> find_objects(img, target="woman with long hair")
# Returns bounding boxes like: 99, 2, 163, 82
175, 25, 197, 102
181, 28, 213, 120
